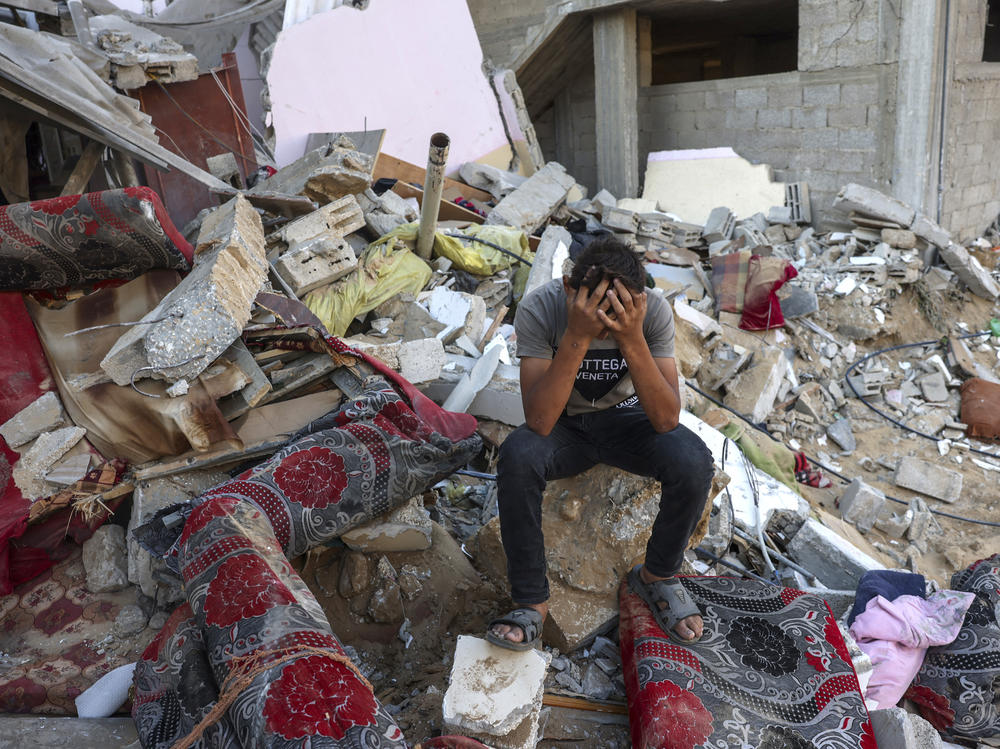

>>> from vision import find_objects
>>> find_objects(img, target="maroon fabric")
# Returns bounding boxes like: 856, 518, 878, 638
619, 577, 876, 749
132, 377, 481, 748
960, 377, 1000, 442
739, 256, 798, 331
0, 187, 192, 291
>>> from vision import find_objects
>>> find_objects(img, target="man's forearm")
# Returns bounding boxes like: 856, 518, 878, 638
619, 340, 680, 432
521, 333, 591, 435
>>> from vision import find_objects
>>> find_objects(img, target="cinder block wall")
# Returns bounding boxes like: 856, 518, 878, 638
637, 67, 897, 225
464, 0, 549, 68
940, 0, 1000, 240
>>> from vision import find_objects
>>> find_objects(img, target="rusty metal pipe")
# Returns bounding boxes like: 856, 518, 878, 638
416, 132, 450, 261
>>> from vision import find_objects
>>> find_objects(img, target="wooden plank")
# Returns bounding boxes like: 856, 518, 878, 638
542, 694, 628, 715
217, 339, 272, 421
0, 0, 60, 16
375, 152, 494, 204
230, 389, 343, 443
59, 140, 102, 196
391, 181, 485, 225
132, 438, 288, 482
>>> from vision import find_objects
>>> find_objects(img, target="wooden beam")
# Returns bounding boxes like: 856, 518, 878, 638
374, 152, 494, 204
0, 0, 60, 16
594, 8, 639, 198
59, 140, 102, 196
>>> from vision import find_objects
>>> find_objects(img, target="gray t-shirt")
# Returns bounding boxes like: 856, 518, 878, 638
514, 278, 675, 415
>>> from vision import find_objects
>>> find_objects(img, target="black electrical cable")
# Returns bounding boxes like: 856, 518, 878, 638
684, 379, 1000, 529
444, 233, 533, 267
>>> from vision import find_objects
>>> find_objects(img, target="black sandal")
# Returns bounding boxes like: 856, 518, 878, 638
485, 607, 544, 651
628, 565, 702, 644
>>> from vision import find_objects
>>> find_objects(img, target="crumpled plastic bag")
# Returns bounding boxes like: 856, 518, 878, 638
433, 223, 533, 276
303, 229, 431, 336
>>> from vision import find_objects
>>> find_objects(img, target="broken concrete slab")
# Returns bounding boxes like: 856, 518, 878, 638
459, 162, 527, 201
82, 525, 128, 593
893, 456, 963, 503
839, 478, 886, 533
787, 518, 884, 590
422, 356, 525, 427
0, 391, 68, 448
880, 228, 917, 249
909, 213, 951, 249
101, 194, 267, 385
45, 452, 91, 487
341, 497, 433, 553
278, 194, 365, 249
723, 348, 786, 423
918, 371, 949, 402
485, 161, 575, 235
397, 338, 446, 384
833, 183, 915, 227
703, 206, 734, 242
523, 225, 571, 300
357, 187, 418, 238
251, 135, 375, 204
274, 235, 358, 295
443, 635, 550, 745
425, 286, 486, 344
868, 707, 942, 749
938, 242, 1000, 300
827, 418, 857, 452
0, 716, 138, 749
12, 426, 87, 500
673, 297, 722, 339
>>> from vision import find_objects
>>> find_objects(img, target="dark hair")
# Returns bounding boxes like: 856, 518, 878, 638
567, 235, 645, 293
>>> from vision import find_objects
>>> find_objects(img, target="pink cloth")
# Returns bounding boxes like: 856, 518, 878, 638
849, 590, 975, 709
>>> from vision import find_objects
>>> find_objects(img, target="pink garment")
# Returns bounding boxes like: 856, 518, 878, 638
849, 590, 975, 709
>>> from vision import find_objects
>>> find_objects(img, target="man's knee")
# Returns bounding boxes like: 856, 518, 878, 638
498, 425, 554, 474
654, 426, 714, 491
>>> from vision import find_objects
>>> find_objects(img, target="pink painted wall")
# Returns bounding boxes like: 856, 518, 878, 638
267, 0, 510, 171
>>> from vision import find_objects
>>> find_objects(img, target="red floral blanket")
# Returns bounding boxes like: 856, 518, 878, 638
619, 577, 875, 749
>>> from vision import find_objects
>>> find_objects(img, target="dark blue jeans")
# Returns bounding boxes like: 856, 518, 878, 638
496, 407, 714, 605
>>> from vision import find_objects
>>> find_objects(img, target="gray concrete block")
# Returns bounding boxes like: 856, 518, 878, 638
524, 225, 572, 299
938, 242, 1000, 300
11, 426, 86, 500
787, 518, 883, 590
827, 418, 856, 452
0, 717, 138, 749
792, 107, 828, 129
756, 109, 792, 128
839, 478, 885, 533
274, 235, 357, 295
734, 87, 767, 108
918, 371, 949, 402
703, 206, 734, 242
803, 83, 841, 106
780, 286, 818, 318
869, 707, 942, 749
82, 525, 128, 593
893, 456, 963, 504
0, 391, 67, 448
839, 127, 878, 151
485, 161, 574, 235
833, 183, 916, 226
398, 338, 446, 384
723, 348, 787, 423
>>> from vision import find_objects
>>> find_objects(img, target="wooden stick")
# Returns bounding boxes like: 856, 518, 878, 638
542, 693, 628, 714
60, 140, 102, 196
478, 304, 508, 351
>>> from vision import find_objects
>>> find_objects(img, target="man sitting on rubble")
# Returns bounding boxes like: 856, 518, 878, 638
487, 235, 714, 650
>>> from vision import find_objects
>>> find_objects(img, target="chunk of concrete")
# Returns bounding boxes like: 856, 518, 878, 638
938, 242, 1000, 300
357, 187, 418, 238
893, 456, 963, 503
868, 707, 942, 749
12, 426, 87, 500
485, 161, 575, 235
0, 391, 68, 448
787, 518, 884, 590
82, 525, 128, 593
880, 228, 917, 249
422, 355, 525, 427
827, 418, 857, 452
443, 635, 550, 744
459, 162, 527, 201
523, 225, 571, 299
279, 194, 365, 248
673, 297, 722, 339
341, 497, 433, 552
833, 183, 915, 227
250, 135, 374, 204
101, 194, 267, 385
780, 286, 819, 319
398, 338, 446, 384
909, 213, 951, 249
367, 556, 404, 623
425, 286, 486, 343
839, 478, 886, 533
703, 206, 734, 243
723, 348, 786, 423
274, 235, 357, 295
918, 371, 949, 402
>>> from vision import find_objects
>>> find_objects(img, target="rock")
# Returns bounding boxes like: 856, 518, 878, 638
938, 242, 1000, 300
338, 551, 373, 598
893, 456, 963, 503
918, 372, 949, 402
839, 478, 886, 533
0, 391, 68, 448
485, 162, 575, 235
341, 497, 433, 552
82, 525, 129, 593
780, 286, 819, 319
114, 604, 148, 636
443, 635, 551, 747
397, 338, 446, 384
869, 707, 942, 749
581, 663, 615, 700
827, 418, 857, 452
12, 426, 87, 500
723, 348, 787, 423
367, 556, 404, 623
787, 518, 884, 590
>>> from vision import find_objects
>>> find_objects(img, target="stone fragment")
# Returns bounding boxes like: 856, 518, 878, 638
0, 392, 68, 448
875, 504, 913, 538
45, 452, 91, 487
581, 663, 615, 700
12, 426, 87, 500
869, 707, 942, 749
833, 183, 915, 226
426, 286, 486, 343
458, 162, 527, 200
422, 355, 525, 427
0, 716, 138, 746
602, 207, 638, 233
341, 498, 433, 552
880, 228, 917, 249
787, 518, 884, 590
398, 338, 446, 384
827, 418, 856, 452
114, 604, 148, 636
101, 195, 267, 385
918, 371, 949, 402
338, 551, 373, 598
673, 298, 722, 339
443, 635, 551, 745
82, 525, 129, 593
485, 162, 575, 235
274, 235, 357, 295
780, 286, 819, 319
128, 471, 229, 601
938, 242, 1000, 300
723, 348, 786, 423
343, 336, 402, 370
893, 456, 963, 503
279, 194, 365, 248
909, 213, 951, 249
357, 187, 418, 238
367, 556, 404, 623
839, 478, 886, 533
523, 226, 569, 302
906, 497, 941, 553
250, 135, 374, 203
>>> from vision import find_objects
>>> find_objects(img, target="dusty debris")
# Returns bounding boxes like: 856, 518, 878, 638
0, 391, 68, 448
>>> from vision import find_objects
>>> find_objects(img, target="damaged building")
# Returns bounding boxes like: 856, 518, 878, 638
0, 1, 998, 749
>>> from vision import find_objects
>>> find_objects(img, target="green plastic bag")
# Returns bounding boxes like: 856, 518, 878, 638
990, 318, 1000, 337
303, 230, 431, 336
